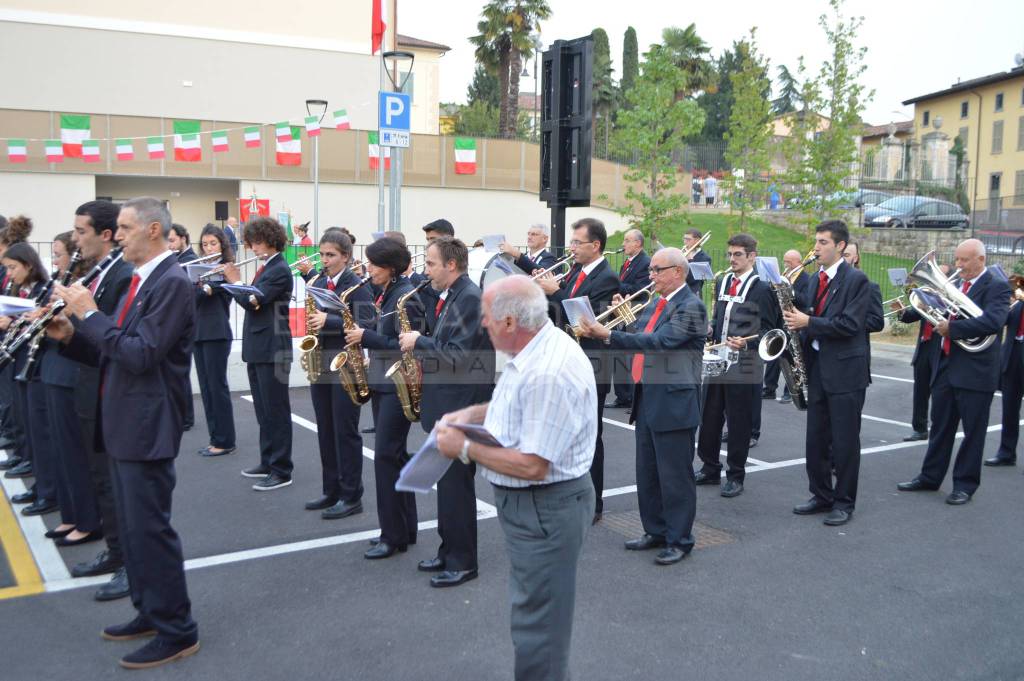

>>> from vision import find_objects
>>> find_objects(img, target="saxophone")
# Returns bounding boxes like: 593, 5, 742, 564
299, 293, 322, 383
329, 275, 372, 405
761, 252, 817, 412
385, 280, 430, 422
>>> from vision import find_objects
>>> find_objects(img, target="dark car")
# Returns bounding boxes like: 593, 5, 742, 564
864, 196, 969, 229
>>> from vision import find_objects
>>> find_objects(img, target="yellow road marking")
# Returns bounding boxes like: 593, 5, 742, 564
0, 489, 44, 600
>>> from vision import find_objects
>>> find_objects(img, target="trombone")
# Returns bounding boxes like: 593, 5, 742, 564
531, 254, 575, 283
569, 282, 655, 341
782, 248, 817, 284
682, 232, 711, 259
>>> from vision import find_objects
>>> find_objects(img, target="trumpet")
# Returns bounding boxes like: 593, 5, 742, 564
289, 252, 321, 275
531, 254, 574, 282
682, 232, 711, 259
569, 283, 655, 340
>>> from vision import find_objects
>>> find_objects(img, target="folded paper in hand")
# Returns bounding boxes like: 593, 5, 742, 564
0, 295, 35, 317
561, 296, 596, 329
396, 428, 453, 494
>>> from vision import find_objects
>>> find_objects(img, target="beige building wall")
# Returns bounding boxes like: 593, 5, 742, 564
95, 177, 240, 241
0, 172, 95, 242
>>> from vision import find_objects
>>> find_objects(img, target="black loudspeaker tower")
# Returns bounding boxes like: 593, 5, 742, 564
539, 35, 593, 253
214, 200, 229, 221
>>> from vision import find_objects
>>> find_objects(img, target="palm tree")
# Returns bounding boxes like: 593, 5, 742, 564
661, 24, 716, 99
505, 1, 551, 138
470, 2, 512, 134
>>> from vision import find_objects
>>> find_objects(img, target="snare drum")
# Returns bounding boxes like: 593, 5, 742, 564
701, 352, 729, 381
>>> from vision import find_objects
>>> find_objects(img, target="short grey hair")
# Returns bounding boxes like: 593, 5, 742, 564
489, 275, 549, 331
625, 229, 644, 246
654, 247, 688, 275
123, 197, 172, 237
529, 222, 550, 237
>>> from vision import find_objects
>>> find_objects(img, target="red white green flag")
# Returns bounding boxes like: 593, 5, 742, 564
275, 122, 293, 142
60, 114, 90, 158
82, 139, 101, 163
368, 131, 390, 170
212, 130, 229, 152
115, 139, 134, 161
276, 125, 302, 166
45, 139, 63, 163
173, 120, 202, 162
7, 139, 27, 163
333, 109, 350, 130
244, 126, 261, 148
454, 137, 477, 174
304, 116, 321, 137
147, 137, 165, 159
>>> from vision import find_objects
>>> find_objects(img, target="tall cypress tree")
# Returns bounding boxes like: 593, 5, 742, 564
620, 27, 639, 106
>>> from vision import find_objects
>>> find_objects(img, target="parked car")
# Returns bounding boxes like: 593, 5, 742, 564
864, 196, 969, 229
785, 188, 892, 211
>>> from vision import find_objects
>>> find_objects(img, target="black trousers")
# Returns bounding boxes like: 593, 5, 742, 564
46, 383, 100, 532
310, 381, 363, 502
110, 457, 197, 643
79, 367, 122, 562
919, 365, 994, 495
9, 379, 31, 466
763, 358, 781, 394
183, 354, 195, 429
436, 460, 478, 571
751, 380, 762, 440
634, 386, 696, 551
194, 341, 235, 448
910, 340, 938, 433
805, 357, 865, 512
697, 382, 755, 482
612, 354, 633, 405
0, 363, 19, 442
592, 383, 610, 514
372, 392, 417, 547
24, 380, 58, 502
246, 361, 293, 478
997, 342, 1023, 459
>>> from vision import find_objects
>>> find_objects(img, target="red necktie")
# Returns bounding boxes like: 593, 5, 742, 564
943, 280, 971, 355
327, 278, 336, 291
375, 293, 384, 308
252, 265, 265, 284
922, 323, 933, 342
18, 289, 27, 299
814, 271, 829, 315
727, 276, 740, 297
88, 277, 100, 295
116, 274, 141, 328
435, 297, 445, 317
631, 298, 668, 383
570, 269, 587, 296
620, 258, 631, 277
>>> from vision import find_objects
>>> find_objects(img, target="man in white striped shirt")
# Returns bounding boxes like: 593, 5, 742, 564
436, 275, 596, 681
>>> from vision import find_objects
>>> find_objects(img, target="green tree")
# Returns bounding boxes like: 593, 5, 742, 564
620, 26, 639, 106
661, 24, 716, 99
454, 100, 500, 137
612, 46, 706, 237
591, 27, 617, 155
696, 40, 770, 142
467, 64, 501, 109
723, 29, 774, 227
772, 64, 801, 114
470, 2, 513, 133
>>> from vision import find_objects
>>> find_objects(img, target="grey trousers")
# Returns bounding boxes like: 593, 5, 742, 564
493, 475, 594, 681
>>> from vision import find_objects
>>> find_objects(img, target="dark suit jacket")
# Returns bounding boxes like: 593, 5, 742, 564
901, 269, 1009, 392
548, 258, 620, 384
1001, 303, 1024, 375
40, 337, 79, 388
513, 248, 557, 275
414, 274, 495, 431
686, 249, 713, 297
194, 282, 233, 342
228, 253, 293, 363
801, 261, 871, 394
177, 247, 199, 264
618, 251, 652, 296
709, 273, 779, 380
898, 308, 937, 366
608, 286, 707, 431
361, 276, 426, 392
791, 270, 811, 310
61, 254, 195, 461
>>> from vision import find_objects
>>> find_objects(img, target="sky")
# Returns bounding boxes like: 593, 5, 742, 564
399, 0, 1024, 126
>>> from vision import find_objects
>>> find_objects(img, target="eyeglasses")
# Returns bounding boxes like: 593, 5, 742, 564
647, 265, 680, 275
569, 239, 596, 247
726, 250, 750, 258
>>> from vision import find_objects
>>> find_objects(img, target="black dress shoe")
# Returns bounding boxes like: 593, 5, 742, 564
45, 526, 74, 539
304, 495, 338, 511
95, 567, 130, 602
897, 477, 939, 492
694, 470, 720, 485
240, 465, 270, 478
21, 498, 58, 516
624, 534, 666, 551
71, 550, 122, 578
56, 530, 104, 547
364, 541, 406, 559
0, 436, 15, 449
984, 455, 1016, 467
119, 637, 200, 670
430, 569, 478, 588
945, 491, 971, 505
252, 473, 292, 491
0, 455, 22, 470
182, 422, 194, 432
102, 615, 157, 641
360, 426, 376, 434
5, 460, 33, 478
903, 431, 928, 442
200, 446, 236, 457
761, 389, 776, 400
322, 500, 363, 519
793, 498, 832, 515
654, 546, 687, 565
418, 557, 445, 572
11, 489, 36, 504
823, 509, 852, 526
720, 480, 743, 498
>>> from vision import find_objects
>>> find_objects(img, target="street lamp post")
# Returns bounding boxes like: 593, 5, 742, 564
305, 98, 328, 243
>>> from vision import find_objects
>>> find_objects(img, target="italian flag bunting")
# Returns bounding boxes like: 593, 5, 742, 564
115, 139, 134, 161
244, 126, 261, 148
368, 131, 390, 170
212, 130, 229, 152
173, 120, 202, 162
333, 109, 350, 130
45, 139, 63, 163
60, 114, 91, 157
275, 125, 302, 166
147, 136, 165, 159
82, 140, 101, 163
304, 116, 321, 137
454, 137, 477, 174
275, 122, 292, 142
7, 139, 27, 163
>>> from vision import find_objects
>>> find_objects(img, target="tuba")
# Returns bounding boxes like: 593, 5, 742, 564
299, 294, 321, 383
330, 275, 373, 405
906, 250, 996, 353
385, 280, 430, 422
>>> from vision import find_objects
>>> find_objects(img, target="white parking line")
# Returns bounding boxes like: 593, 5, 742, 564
0, 471, 71, 583
872, 373, 1002, 398
862, 414, 913, 428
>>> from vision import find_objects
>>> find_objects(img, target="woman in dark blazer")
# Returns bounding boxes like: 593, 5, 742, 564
304, 230, 375, 519
194, 224, 237, 457
345, 238, 425, 559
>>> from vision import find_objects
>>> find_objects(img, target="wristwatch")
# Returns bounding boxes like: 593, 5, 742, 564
458, 439, 471, 465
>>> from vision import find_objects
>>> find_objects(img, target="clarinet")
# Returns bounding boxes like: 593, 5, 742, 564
17, 251, 84, 381
0, 274, 56, 367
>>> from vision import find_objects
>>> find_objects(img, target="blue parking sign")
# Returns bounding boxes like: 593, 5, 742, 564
379, 91, 411, 147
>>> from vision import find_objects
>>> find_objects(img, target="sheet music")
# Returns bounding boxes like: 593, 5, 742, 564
755, 257, 783, 285
396, 428, 454, 494
887, 268, 909, 287
306, 286, 345, 311
185, 263, 218, 283
689, 261, 714, 281
482, 234, 506, 253
221, 284, 261, 297
0, 295, 35, 317
561, 296, 596, 328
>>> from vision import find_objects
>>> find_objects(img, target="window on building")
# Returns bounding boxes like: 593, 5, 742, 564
992, 120, 1004, 153
1015, 170, 1024, 206
1018, 115, 1024, 151
961, 101, 969, 118
399, 71, 415, 99
995, 93, 1004, 112
958, 126, 969, 149
990, 173, 1001, 193
922, 110, 930, 127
